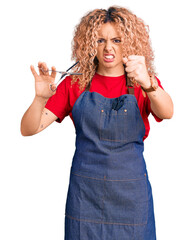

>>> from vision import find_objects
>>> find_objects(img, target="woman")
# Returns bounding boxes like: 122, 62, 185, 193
21, 6, 173, 240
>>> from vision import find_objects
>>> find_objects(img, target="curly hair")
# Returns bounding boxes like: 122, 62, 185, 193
70, 6, 156, 91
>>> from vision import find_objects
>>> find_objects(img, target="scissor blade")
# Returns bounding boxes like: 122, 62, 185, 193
65, 61, 79, 72
69, 73, 82, 75
60, 72, 82, 79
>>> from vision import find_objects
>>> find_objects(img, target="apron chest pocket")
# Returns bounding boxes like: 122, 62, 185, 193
99, 107, 136, 142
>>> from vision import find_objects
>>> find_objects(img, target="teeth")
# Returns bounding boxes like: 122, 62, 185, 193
105, 55, 114, 59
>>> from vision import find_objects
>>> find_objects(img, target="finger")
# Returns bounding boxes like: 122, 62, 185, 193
122, 57, 128, 64
127, 55, 139, 61
41, 62, 49, 76
124, 59, 140, 74
126, 71, 137, 79
128, 56, 146, 67
124, 58, 140, 68
51, 66, 57, 79
125, 65, 137, 73
130, 77, 138, 86
30, 65, 38, 78
123, 55, 138, 64
124, 59, 139, 68
38, 62, 44, 75
38, 62, 49, 75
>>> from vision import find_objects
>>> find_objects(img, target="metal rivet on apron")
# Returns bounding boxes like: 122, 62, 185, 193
144, 173, 147, 176
124, 109, 127, 112
101, 109, 104, 112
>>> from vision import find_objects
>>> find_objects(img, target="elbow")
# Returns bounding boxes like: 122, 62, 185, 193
151, 99, 174, 120
165, 97, 174, 119
20, 130, 36, 137
166, 102, 174, 119
153, 107, 174, 120
20, 130, 25, 136
164, 112, 173, 119
20, 124, 35, 137
20, 128, 32, 137
21, 132, 30, 137
161, 106, 174, 120
20, 123, 27, 136
167, 110, 174, 119
20, 124, 27, 136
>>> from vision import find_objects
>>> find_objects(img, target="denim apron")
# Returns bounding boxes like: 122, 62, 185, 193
65, 76, 156, 240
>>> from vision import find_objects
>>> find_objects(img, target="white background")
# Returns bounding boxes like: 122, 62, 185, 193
1, 0, 193, 239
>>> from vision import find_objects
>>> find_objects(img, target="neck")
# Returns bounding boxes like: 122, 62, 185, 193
96, 65, 125, 77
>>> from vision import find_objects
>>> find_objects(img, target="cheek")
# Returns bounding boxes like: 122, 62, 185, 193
119, 45, 123, 53
97, 46, 102, 53
117, 47, 123, 59
96, 47, 103, 59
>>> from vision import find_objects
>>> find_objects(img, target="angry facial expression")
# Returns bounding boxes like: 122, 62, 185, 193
96, 22, 124, 76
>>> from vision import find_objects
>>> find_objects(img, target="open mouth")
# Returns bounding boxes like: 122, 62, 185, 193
104, 54, 115, 62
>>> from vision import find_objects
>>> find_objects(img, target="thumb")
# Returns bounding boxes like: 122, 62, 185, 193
122, 57, 128, 64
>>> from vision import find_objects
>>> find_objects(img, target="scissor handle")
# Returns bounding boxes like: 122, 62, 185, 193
50, 84, 57, 92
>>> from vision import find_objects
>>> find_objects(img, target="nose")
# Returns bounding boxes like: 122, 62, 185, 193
104, 40, 113, 52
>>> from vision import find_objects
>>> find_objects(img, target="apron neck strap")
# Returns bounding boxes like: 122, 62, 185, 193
127, 87, 134, 95
84, 80, 91, 92
126, 73, 134, 95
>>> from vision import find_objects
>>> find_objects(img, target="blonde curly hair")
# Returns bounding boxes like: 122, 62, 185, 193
70, 6, 156, 91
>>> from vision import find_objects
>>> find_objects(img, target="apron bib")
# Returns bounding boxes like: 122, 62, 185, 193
64, 78, 156, 240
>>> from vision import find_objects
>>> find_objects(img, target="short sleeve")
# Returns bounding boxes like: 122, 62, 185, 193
145, 76, 164, 122
45, 77, 71, 123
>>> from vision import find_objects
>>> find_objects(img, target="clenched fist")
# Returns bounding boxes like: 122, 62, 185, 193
123, 55, 151, 89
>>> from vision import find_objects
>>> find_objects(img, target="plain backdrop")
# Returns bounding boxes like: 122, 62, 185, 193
1, 0, 193, 239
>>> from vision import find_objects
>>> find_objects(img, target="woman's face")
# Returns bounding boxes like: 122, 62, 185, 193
96, 22, 124, 76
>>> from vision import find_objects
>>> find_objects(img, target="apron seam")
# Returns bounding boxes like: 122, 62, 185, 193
65, 214, 148, 226
71, 171, 147, 181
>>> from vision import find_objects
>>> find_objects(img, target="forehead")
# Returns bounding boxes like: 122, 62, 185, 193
97, 22, 121, 37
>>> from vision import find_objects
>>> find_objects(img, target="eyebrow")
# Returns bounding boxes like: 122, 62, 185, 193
97, 37, 121, 40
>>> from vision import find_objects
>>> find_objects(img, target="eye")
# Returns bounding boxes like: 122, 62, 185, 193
97, 39, 105, 44
113, 39, 121, 43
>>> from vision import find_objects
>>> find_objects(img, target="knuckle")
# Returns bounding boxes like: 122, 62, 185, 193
135, 69, 140, 75
124, 61, 129, 66
141, 56, 145, 62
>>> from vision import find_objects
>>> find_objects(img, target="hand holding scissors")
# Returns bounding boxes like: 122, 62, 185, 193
30, 61, 82, 99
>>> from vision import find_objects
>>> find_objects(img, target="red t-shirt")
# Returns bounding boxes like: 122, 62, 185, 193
45, 72, 163, 140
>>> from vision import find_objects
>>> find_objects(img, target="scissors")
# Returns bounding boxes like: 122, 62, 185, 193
38, 61, 82, 91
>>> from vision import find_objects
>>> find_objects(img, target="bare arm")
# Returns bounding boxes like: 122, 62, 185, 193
21, 96, 57, 136
146, 86, 173, 119
21, 62, 58, 136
